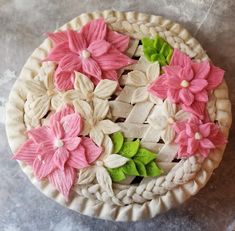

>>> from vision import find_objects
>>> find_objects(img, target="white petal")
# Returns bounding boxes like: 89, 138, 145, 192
73, 99, 93, 119
126, 70, 148, 87
25, 80, 46, 95
90, 126, 104, 146
96, 166, 113, 196
74, 71, 94, 99
77, 167, 96, 185
131, 87, 149, 104
149, 94, 164, 105
97, 120, 120, 134
41, 62, 56, 89
27, 95, 50, 119
93, 98, 109, 120
51, 93, 65, 110
64, 89, 85, 102
146, 61, 160, 82
161, 126, 175, 144
104, 154, 129, 168
148, 115, 167, 130
162, 99, 176, 118
94, 80, 118, 99
175, 110, 189, 121
100, 135, 113, 159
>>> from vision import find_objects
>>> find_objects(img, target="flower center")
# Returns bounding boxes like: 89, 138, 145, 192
96, 160, 104, 167
47, 89, 54, 97
81, 49, 91, 59
180, 80, 190, 88
54, 138, 64, 148
167, 117, 175, 124
86, 92, 93, 101
194, 132, 202, 140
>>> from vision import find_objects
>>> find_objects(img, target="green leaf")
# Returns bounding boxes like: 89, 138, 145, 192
122, 160, 139, 176
119, 139, 140, 158
110, 132, 124, 153
146, 161, 163, 177
108, 167, 126, 182
133, 148, 157, 165
134, 160, 147, 177
141, 36, 173, 66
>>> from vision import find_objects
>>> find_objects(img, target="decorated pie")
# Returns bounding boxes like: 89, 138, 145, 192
6, 10, 232, 221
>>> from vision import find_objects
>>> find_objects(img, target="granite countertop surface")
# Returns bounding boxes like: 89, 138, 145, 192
0, 0, 235, 230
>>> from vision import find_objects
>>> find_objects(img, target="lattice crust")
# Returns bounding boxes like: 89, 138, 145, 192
6, 10, 232, 221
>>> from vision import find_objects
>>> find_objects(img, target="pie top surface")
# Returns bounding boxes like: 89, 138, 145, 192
6, 10, 231, 221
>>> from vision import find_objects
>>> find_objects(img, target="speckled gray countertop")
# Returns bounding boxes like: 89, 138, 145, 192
0, 0, 235, 230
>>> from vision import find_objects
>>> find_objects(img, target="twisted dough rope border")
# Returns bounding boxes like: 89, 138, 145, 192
5, 10, 232, 221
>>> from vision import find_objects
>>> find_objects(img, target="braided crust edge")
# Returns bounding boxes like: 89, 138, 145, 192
5, 10, 232, 221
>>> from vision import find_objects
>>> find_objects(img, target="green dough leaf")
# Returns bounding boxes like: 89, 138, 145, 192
141, 36, 173, 66
133, 148, 157, 165
108, 167, 126, 182
121, 160, 139, 176
119, 139, 140, 158
134, 160, 147, 177
146, 161, 163, 177
110, 132, 124, 153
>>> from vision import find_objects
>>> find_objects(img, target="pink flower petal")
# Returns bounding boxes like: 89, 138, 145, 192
170, 48, 191, 67
198, 147, 210, 157
199, 138, 215, 149
192, 61, 210, 79
174, 130, 188, 144
67, 30, 87, 53
206, 64, 224, 90
66, 144, 89, 169
80, 18, 107, 44
12, 140, 39, 165
194, 90, 208, 102
148, 75, 168, 99
64, 137, 82, 151
87, 40, 111, 57
107, 30, 130, 52
53, 147, 70, 170
173, 121, 186, 134
27, 126, 53, 144
182, 101, 206, 119
47, 31, 68, 45
177, 145, 188, 158
54, 70, 74, 91
45, 42, 71, 63
179, 88, 194, 106
51, 120, 64, 139
50, 105, 74, 124
167, 88, 180, 103
33, 152, 55, 179
94, 47, 135, 70
102, 70, 118, 81
81, 137, 103, 164
62, 113, 83, 138
48, 166, 76, 199
189, 79, 208, 93
58, 53, 82, 72
82, 58, 102, 79
187, 137, 199, 154
185, 123, 198, 137
162, 65, 182, 78
181, 64, 194, 81
167, 76, 181, 89
199, 123, 211, 137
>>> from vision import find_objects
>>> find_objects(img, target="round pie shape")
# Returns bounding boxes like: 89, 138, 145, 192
6, 10, 232, 221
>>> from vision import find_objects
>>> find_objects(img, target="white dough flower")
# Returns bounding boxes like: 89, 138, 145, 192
147, 99, 189, 144
123, 61, 163, 105
73, 97, 120, 146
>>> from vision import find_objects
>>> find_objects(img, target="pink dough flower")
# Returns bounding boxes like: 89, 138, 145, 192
45, 18, 135, 90
148, 49, 224, 119
13, 105, 102, 199
173, 117, 227, 158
